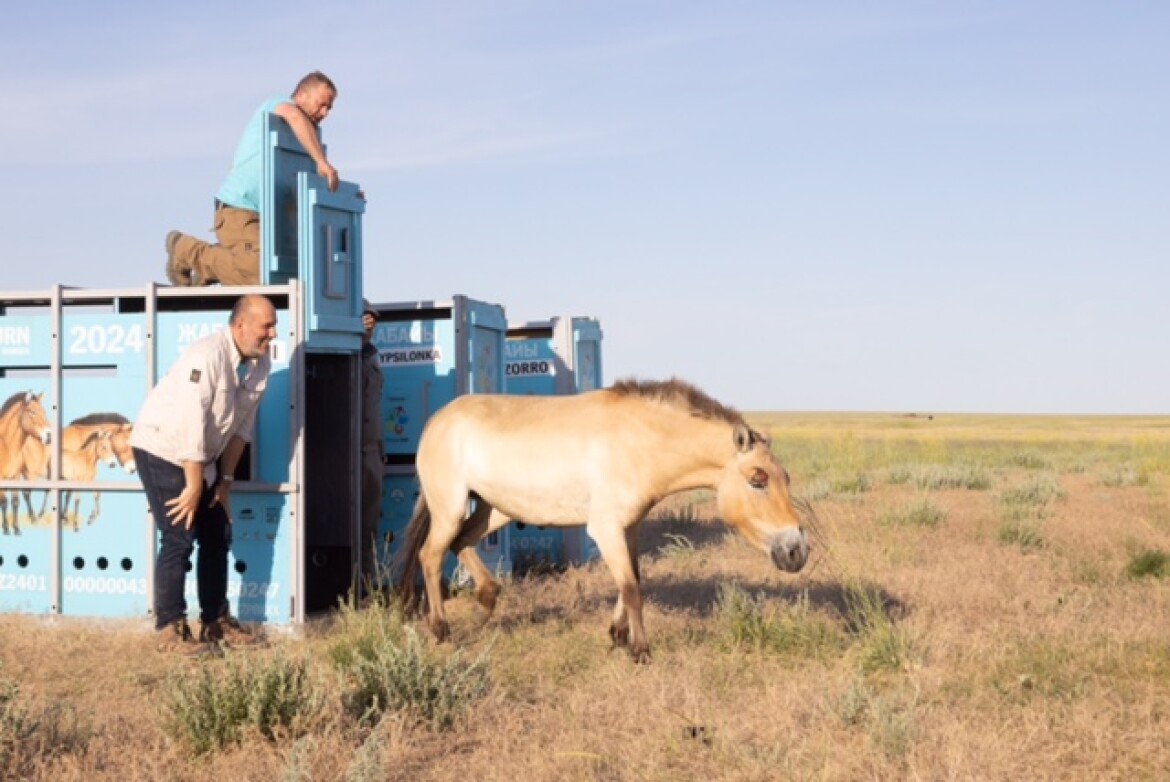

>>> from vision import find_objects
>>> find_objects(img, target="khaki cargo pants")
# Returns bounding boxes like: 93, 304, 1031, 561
173, 205, 260, 286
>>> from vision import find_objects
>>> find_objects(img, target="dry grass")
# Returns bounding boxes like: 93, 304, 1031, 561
3, 413, 1170, 780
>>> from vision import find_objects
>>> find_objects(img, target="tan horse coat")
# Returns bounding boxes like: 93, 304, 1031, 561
399, 378, 808, 662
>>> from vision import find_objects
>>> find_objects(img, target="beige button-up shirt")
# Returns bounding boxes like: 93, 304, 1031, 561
130, 326, 270, 472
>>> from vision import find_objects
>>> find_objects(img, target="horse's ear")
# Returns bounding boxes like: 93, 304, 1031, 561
733, 424, 753, 453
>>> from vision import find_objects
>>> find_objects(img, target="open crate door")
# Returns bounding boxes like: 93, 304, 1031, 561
297, 172, 365, 353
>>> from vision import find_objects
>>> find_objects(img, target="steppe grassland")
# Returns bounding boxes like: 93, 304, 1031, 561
2, 412, 1169, 780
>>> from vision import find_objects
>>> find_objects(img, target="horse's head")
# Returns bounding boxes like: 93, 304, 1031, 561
20, 392, 52, 445
110, 425, 137, 474
716, 424, 808, 573
94, 430, 118, 469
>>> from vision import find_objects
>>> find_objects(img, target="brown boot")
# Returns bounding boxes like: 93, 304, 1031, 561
200, 613, 265, 649
164, 231, 196, 286
156, 618, 205, 656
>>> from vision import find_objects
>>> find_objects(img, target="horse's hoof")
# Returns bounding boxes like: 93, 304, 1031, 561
609, 625, 630, 648
631, 646, 652, 664
476, 588, 499, 617
430, 619, 450, 643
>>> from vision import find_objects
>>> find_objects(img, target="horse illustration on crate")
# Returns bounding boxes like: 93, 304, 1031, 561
0, 391, 52, 535
20, 413, 136, 529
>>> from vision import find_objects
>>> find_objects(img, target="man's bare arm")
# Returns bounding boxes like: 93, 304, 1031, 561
274, 102, 339, 191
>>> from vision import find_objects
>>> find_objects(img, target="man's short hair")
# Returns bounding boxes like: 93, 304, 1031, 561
230, 294, 272, 326
294, 71, 337, 97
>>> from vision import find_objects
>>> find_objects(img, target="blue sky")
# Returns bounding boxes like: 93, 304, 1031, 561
3, 1, 1166, 414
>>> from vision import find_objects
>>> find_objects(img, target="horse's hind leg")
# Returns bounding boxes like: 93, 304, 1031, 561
451, 503, 507, 622
417, 497, 475, 643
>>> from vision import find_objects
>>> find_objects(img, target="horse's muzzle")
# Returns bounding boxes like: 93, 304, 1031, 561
769, 528, 808, 573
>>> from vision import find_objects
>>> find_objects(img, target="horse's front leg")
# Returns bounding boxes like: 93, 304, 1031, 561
87, 491, 101, 525
20, 489, 36, 524
608, 526, 642, 649
592, 520, 650, 663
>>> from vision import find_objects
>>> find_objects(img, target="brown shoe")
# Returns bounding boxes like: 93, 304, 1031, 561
164, 231, 195, 286
156, 618, 205, 656
200, 614, 265, 648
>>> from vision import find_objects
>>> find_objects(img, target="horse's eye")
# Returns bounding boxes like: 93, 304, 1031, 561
748, 468, 768, 490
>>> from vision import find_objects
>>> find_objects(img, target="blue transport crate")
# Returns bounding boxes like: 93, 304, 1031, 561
222, 491, 293, 623
259, 113, 366, 353
378, 469, 420, 568
503, 317, 604, 571
504, 315, 604, 396
0, 284, 355, 625
369, 296, 512, 579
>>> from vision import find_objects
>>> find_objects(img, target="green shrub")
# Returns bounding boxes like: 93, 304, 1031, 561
913, 465, 993, 491
880, 498, 946, 528
0, 679, 35, 775
658, 533, 701, 566
161, 652, 321, 755
1101, 465, 1147, 488
328, 595, 410, 672
885, 464, 993, 491
843, 581, 911, 675
998, 519, 1045, 550
832, 473, 873, 494
885, 465, 914, 485
1008, 452, 1050, 470
338, 627, 491, 730
793, 473, 873, 502
1000, 475, 1066, 509
1, 677, 86, 777
1126, 549, 1170, 579
796, 478, 833, 503
716, 583, 846, 660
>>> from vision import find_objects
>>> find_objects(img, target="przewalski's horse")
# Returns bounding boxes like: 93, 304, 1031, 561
21, 414, 136, 528
398, 378, 809, 662
0, 391, 52, 535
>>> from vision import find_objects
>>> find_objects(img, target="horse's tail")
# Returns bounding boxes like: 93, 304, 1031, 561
395, 492, 432, 615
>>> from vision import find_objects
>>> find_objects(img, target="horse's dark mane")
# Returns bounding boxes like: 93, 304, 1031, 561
70, 412, 131, 426
0, 392, 28, 419
610, 377, 746, 427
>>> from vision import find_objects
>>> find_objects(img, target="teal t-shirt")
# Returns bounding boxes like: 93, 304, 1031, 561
216, 96, 294, 212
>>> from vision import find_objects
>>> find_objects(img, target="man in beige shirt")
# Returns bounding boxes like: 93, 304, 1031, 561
130, 294, 276, 653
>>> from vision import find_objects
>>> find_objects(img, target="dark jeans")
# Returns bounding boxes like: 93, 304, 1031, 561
134, 448, 231, 630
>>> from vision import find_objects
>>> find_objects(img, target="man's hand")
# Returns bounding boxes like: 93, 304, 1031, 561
166, 484, 202, 531
318, 160, 339, 192
209, 481, 234, 524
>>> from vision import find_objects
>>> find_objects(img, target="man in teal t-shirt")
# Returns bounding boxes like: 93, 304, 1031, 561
165, 72, 341, 286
